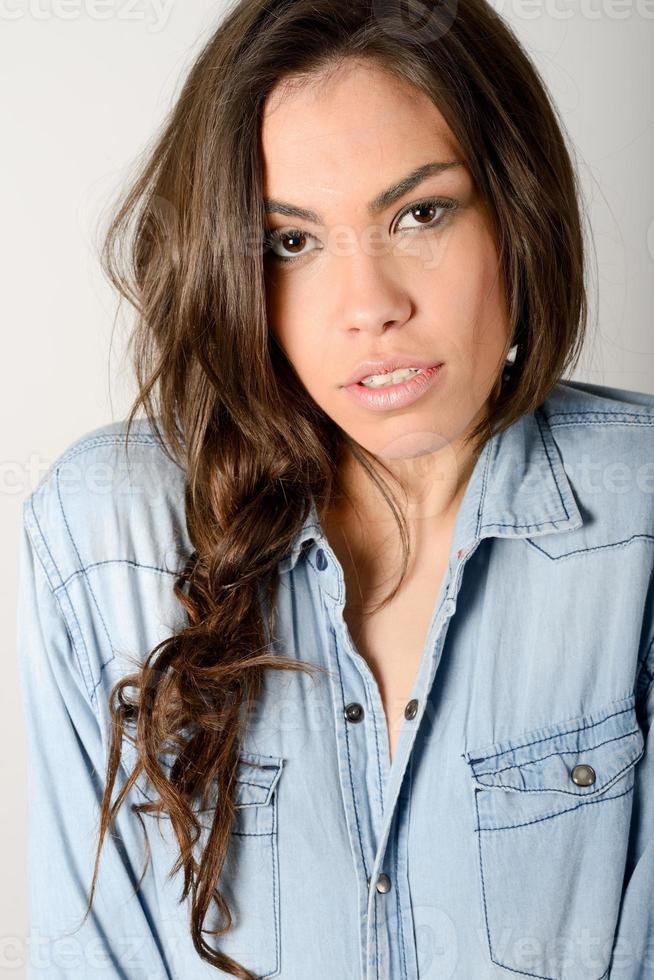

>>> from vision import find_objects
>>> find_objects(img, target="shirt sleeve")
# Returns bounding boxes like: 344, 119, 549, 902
15, 516, 172, 979
609, 648, 654, 979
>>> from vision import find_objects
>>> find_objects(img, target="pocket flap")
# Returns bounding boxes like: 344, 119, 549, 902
131, 745, 284, 813
462, 694, 645, 798
233, 752, 284, 807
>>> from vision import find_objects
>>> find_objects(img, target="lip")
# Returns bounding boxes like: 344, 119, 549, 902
343, 363, 444, 412
341, 356, 444, 388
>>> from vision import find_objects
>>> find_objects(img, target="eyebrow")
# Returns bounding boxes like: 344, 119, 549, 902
263, 160, 464, 224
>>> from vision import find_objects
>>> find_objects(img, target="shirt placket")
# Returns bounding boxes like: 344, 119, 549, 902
311, 536, 475, 980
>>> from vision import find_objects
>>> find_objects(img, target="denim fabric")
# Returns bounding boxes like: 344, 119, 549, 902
15, 377, 654, 980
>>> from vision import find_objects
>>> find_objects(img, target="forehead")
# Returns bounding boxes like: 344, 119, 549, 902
260, 60, 462, 196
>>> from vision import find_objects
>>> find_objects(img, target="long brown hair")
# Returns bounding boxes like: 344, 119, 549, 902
79, 0, 588, 975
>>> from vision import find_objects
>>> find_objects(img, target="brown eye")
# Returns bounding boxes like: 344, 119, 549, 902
412, 203, 438, 224
394, 197, 457, 234
279, 231, 307, 255
264, 228, 315, 264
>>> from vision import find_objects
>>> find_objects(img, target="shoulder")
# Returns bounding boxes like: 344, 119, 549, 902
542, 378, 654, 471
543, 377, 654, 423
21, 418, 194, 711
541, 380, 654, 693
22, 417, 192, 594
538, 378, 654, 550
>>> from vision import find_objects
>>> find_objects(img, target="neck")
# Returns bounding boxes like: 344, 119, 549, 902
334, 431, 480, 534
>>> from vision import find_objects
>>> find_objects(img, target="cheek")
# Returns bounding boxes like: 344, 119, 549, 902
265, 272, 311, 350
432, 232, 507, 358
267, 313, 328, 394
266, 280, 329, 374
265, 279, 298, 358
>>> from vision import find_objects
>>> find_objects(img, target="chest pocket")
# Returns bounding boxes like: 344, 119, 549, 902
462, 693, 645, 980
133, 749, 284, 979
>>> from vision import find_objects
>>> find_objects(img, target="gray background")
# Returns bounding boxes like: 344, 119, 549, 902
2, 1, 653, 975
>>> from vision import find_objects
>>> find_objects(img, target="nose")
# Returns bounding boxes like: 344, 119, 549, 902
334, 249, 412, 336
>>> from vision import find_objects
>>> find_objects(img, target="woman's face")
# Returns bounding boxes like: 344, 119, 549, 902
261, 59, 510, 463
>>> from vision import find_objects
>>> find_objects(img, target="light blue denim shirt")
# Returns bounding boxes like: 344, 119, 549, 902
16, 378, 654, 980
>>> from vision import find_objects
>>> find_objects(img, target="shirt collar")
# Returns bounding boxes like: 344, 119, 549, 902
277, 402, 583, 574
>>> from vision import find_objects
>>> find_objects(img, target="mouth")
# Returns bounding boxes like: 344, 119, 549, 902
342, 362, 445, 412
352, 364, 443, 389
341, 359, 444, 388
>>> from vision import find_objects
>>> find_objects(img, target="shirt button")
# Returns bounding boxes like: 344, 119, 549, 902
375, 873, 392, 894
316, 548, 328, 570
404, 699, 418, 720
344, 702, 364, 722
571, 764, 596, 786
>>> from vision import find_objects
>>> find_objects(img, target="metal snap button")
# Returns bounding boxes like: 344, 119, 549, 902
375, 873, 392, 894
316, 548, 328, 570
404, 699, 418, 720
571, 764, 596, 786
344, 702, 364, 722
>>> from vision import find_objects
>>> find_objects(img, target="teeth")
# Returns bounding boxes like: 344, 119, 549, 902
360, 367, 422, 388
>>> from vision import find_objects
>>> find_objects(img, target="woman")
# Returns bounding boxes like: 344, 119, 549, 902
16, 0, 654, 977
